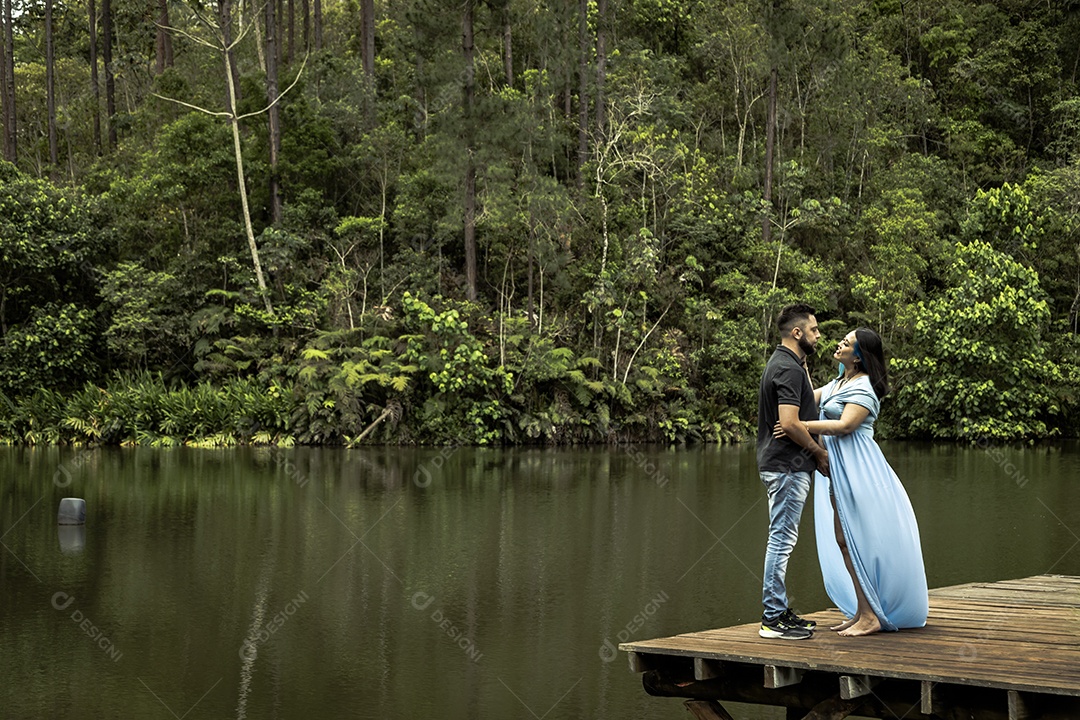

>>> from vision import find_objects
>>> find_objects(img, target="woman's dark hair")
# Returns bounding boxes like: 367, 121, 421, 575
854, 327, 890, 400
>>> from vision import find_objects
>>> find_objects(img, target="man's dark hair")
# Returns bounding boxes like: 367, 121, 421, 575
854, 327, 890, 399
777, 303, 816, 334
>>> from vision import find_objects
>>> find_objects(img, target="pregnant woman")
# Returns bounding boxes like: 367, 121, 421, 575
777, 327, 928, 636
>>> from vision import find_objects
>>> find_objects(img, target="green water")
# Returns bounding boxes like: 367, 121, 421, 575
1, 443, 1077, 719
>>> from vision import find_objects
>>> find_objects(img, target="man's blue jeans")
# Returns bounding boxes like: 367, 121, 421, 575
760, 470, 812, 622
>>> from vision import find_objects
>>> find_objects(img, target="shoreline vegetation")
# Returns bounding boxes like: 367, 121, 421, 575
1, 2, 1079, 445
0, 287, 1074, 447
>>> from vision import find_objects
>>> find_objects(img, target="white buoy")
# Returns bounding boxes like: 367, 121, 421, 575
58, 498, 86, 525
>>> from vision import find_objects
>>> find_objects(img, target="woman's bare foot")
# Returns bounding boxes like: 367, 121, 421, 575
838, 614, 881, 637
830, 617, 857, 632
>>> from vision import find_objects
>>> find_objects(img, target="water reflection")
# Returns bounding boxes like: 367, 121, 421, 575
57, 525, 85, 554
0, 442, 1077, 720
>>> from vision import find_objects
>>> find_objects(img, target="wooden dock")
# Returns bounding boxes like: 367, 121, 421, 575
620, 574, 1080, 720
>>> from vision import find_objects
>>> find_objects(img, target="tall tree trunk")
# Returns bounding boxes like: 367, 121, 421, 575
301, 0, 309, 52
286, 0, 295, 64
223, 19, 274, 315
413, 22, 425, 140
0, 4, 7, 162
576, 0, 588, 185
361, 0, 374, 78
2, 0, 16, 161
464, 163, 477, 300
462, 0, 477, 302
762, 66, 777, 245
501, 0, 512, 87
103, 0, 117, 148
276, 0, 284, 67
595, 0, 606, 137
88, 0, 101, 154
46, 0, 58, 171
251, 0, 265, 71
527, 221, 535, 322
220, 0, 241, 106
266, 0, 282, 223
155, 0, 174, 74
313, 0, 322, 51
560, 3, 572, 119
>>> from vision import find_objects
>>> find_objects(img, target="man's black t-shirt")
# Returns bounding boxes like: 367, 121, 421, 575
756, 345, 818, 473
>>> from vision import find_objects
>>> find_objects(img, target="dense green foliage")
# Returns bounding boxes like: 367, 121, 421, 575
1, 0, 1079, 444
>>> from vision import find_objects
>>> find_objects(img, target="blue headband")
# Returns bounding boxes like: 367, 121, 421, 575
837, 341, 863, 377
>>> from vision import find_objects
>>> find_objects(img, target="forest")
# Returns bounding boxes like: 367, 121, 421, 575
0, 0, 1077, 445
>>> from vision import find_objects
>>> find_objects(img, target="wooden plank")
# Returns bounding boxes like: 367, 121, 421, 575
630, 631, 1080, 673
620, 634, 1080, 696
618, 575, 1080, 701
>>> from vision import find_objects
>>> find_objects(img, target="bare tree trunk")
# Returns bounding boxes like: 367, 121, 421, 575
595, 0, 606, 137
361, 0, 374, 78
3, 0, 17, 160
313, 0, 322, 50
527, 221, 535, 322
301, 0, 309, 52
103, 0, 117, 148
413, 22, 425, 140
576, 0, 588, 185
155, 0, 174, 74
1071, 278, 1080, 334
286, 0, 294, 64
46, 0, 58, 171
462, 0, 478, 302
220, 0, 242, 106
501, 0, 513, 87
251, 0, 265, 70
763, 66, 777, 245
223, 22, 274, 315
378, 174, 387, 300
0, 3, 6, 160
561, 4, 572, 119
88, 0, 101, 154
266, 0, 282, 223
0, 4, 8, 162
276, 0, 284, 66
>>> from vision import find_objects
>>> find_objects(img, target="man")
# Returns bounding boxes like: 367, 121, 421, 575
756, 303, 830, 640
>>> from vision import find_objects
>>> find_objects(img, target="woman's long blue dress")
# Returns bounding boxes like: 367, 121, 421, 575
813, 376, 928, 631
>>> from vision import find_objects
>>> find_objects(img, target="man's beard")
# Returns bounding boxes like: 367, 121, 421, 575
798, 336, 817, 356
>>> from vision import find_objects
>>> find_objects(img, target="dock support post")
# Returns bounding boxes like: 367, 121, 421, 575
694, 657, 722, 680
764, 665, 805, 688
628, 652, 655, 673
920, 681, 940, 715
839, 675, 878, 700
1007, 690, 1030, 720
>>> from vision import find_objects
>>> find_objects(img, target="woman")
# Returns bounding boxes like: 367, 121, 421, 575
776, 328, 928, 636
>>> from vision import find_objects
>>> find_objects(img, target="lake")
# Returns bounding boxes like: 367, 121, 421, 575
1, 442, 1077, 718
